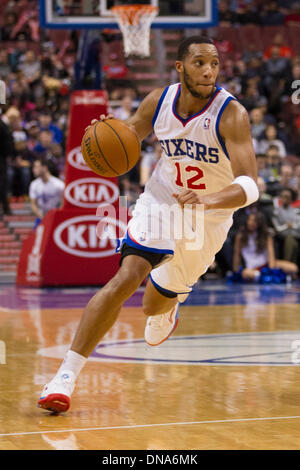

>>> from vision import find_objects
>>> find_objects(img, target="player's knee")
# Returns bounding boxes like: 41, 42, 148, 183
113, 274, 141, 297
111, 267, 145, 298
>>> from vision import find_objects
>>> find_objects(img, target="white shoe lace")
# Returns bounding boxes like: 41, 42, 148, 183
147, 309, 175, 330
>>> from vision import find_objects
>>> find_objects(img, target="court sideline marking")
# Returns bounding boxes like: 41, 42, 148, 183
1, 415, 300, 437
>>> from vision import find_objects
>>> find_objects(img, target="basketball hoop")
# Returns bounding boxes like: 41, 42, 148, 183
110, 4, 158, 57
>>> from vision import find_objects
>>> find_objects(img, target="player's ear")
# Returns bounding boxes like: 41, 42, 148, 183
175, 61, 183, 73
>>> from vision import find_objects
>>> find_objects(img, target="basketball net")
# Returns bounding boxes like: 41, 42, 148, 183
110, 4, 158, 57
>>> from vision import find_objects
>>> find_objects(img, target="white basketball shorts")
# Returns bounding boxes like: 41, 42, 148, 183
117, 193, 233, 302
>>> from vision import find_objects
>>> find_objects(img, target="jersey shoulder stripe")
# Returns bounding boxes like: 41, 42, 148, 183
152, 86, 169, 128
215, 95, 237, 161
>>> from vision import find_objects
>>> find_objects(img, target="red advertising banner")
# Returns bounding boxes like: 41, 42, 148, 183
16, 90, 126, 286
16, 207, 127, 286
63, 90, 119, 210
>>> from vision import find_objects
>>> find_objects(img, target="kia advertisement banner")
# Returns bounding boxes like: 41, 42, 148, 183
17, 90, 127, 286
17, 208, 128, 286
63, 90, 120, 210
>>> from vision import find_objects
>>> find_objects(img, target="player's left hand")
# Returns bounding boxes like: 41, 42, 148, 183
173, 190, 206, 208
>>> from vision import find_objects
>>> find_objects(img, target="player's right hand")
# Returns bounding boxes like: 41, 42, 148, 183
85, 114, 114, 131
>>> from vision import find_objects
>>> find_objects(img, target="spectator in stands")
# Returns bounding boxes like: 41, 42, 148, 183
29, 157, 64, 227
260, 1, 285, 25
250, 107, 267, 139
1, 106, 22, 132
242, 43, 263, 65
8, 74, 34, 115
285, 2, 300, 23
17, 50, 41, 86
34, 129, 54, 156
102, 53, 132, 100
10, 130, 34, 197
284, 62, 300, 97
140, 142, 162, 187
256, 154, 274, 182
9, 39, 28, 72
214, 34, 233, 58
258, 124, 287, 158
218, 0, 237, 25
279, 164, 296, 189
240, 82, 266, 111
291, 165, 300, 207
256, 176, 275, 227
33, 129, 61, 177
244, 57, 264, 83
114, 96, 135, 121
277, 0, 297, 12
26, 120, 40, 151
272, 187, 300, 264
38, 110, 63, 144
263, 33, 293, 60
0, 115, 14, 215
262, 46, 291, 95
233, 212, 298, 281
118, 176, 141, 211
236, 2, 258, 24
0, 12, 18, 41
266, 144, 282, 173
268, 163, 296, 197
0, 51, 11, 79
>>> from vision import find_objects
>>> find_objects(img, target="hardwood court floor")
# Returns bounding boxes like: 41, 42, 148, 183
0, 282, 300, 450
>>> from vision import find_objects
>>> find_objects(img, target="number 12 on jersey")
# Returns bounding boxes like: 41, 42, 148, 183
175, 162, 206, 190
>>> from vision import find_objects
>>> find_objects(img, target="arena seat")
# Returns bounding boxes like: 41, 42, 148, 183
237, 25, 263, 52
261, 25, 288, 50
286, 23, 300, 55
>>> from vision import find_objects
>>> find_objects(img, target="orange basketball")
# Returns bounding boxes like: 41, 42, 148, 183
81, 118, 141, 177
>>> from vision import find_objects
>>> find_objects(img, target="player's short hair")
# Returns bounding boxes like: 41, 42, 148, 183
177, 36, 215, 61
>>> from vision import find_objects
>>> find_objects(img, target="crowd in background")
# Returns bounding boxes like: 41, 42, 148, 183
0, 0, 300, 279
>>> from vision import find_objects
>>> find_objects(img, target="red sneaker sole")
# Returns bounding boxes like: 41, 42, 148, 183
38, 394, 70, 413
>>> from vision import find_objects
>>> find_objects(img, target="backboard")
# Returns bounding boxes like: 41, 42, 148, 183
39, 0, 218, 29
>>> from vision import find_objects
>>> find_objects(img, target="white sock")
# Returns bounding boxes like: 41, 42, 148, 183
57, 350, 87, 380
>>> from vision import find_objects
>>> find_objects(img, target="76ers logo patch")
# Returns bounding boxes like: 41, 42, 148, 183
204, 118, 211, 129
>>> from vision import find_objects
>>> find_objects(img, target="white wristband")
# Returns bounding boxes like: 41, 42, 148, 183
231, 175, 259, 208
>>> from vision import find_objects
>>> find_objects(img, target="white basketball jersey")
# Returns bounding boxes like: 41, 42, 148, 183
144, 83, 237, 209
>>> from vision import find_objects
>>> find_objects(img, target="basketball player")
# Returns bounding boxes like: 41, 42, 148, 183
38, 36, 258, 413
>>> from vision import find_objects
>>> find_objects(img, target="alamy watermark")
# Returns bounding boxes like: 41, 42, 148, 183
96, 196, 205, 251
292, 80, 300, 105
0, 340, 6, 364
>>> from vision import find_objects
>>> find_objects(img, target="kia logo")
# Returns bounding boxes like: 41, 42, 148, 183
67, 146, 90, 171
53, 215, 127, 258
64, 178, 119, 208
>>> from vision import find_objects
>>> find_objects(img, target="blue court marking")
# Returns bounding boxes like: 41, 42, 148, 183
90, 332, 300, 365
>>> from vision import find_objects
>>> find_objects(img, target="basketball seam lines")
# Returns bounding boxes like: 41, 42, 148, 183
103, 121, 130, 170
93, 123, 119, 176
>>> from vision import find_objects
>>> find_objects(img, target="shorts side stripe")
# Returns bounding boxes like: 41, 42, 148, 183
149, 273, 190, 296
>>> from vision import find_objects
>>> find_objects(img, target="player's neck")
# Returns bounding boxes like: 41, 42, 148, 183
177, 85, 216, 118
